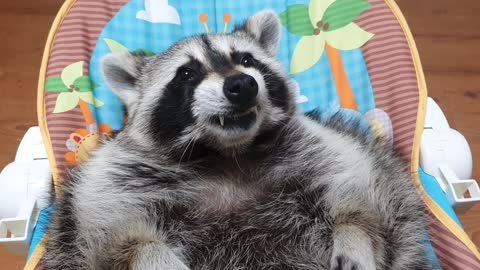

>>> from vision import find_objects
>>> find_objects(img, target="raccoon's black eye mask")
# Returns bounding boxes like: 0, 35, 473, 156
173, 59, 206, 85
231, 52, 257, 68
177, 67, 196, 82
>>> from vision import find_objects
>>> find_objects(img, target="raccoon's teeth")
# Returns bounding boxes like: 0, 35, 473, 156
219, 116, 225, 126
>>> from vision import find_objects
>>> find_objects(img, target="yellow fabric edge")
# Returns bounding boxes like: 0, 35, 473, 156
385, 0, 480, 259
25, 1, 78, 270
23, 238, 46, 270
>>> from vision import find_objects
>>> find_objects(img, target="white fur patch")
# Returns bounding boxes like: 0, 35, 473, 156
192, 74, 228, 118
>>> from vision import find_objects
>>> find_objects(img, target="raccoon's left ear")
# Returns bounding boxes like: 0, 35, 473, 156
237, 10, 281, 56
101, 52, 145, 109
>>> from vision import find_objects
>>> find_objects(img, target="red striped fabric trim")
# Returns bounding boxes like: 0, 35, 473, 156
44, 0, 127, 183
357, 0, 418, 161
428, 212, 480, 269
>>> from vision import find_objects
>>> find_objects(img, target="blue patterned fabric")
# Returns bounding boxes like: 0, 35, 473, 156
89, 0, 376, 130
419, 167, 462, 226
27, 205, 53, 259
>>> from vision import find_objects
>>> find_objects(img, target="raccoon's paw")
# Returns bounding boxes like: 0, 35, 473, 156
330, 225, 376, 270
330, 255, 362, 270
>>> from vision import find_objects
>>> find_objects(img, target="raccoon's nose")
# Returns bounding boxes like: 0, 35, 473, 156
223, 74, 258, 108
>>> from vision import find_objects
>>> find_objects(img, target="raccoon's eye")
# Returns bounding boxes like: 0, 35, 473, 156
240, 54, 256, 68
178, 67, 196, 82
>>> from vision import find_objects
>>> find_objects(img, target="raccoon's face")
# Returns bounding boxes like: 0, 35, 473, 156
102, 10, 296, 154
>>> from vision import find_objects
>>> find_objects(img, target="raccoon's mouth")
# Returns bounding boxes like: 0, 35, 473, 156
213, 107, 258, 129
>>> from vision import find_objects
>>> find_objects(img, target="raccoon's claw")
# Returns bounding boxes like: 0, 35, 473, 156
330, 255, 362, 270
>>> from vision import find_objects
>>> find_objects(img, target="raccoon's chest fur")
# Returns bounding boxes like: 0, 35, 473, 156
182, 157, 272, 215
192, 175, 263, 214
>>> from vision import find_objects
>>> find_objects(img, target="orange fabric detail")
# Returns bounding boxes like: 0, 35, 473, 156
74, 128, 90, 137
99, 123, 113, 135
78, 99, 95, 125
65, 152, 76, 166
325, 43, 358, 110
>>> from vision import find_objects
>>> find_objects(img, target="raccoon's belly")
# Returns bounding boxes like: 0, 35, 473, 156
185, 225, 324, 269
181, 207, 329, 269
179, 183, 331, 269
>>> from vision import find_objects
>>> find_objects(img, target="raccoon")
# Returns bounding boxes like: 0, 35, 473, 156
43, 10, 435, 270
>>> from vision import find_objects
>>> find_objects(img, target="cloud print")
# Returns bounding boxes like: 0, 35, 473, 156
136, 0, 181, 25
290, 79, 309, 104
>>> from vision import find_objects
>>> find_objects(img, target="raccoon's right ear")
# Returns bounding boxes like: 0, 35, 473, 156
101, 52, 145, 108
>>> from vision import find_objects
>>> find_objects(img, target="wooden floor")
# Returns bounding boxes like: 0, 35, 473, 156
0, 0, 478, 269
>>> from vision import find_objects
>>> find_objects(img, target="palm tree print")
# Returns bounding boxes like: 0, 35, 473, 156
280, 0, 374, 110
45, 61, 104, 127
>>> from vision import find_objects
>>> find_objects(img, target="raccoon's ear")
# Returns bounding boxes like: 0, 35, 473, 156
237, 10, 281, 56
101, 52, 145, 108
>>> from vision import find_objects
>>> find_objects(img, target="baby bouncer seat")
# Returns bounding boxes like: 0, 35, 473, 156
2, 0, 478, 269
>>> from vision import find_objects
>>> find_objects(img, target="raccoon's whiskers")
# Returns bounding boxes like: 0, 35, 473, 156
233, 153, 247, 176
178, 136, 196, 168
187, 137, 198, 161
